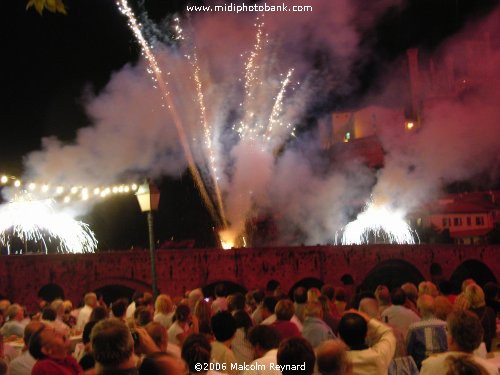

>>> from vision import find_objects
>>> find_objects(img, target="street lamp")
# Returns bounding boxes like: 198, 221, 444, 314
136, 180, 160, 298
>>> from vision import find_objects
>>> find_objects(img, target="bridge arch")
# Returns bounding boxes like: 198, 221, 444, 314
38, 283, 65, 302
89, 278, 152, 303
449, 259, 497, 290
288, 277, 324, 297
359, 259, 425, 292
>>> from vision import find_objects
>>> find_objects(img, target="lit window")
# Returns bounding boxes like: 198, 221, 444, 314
343, 132, 351, 143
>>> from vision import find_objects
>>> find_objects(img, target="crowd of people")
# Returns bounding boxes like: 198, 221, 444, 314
0, 278, 498, 375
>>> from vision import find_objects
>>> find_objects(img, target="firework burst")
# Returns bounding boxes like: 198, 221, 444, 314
338, 200, 417, 245
0, 197, 98, 254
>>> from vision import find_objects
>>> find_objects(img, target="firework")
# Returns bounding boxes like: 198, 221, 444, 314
0, 197, 98, 254
117, 0, 223, 227
338, 201, 417, 245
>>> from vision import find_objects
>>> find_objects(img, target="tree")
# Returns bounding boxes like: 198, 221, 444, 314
26, 0, 67, 15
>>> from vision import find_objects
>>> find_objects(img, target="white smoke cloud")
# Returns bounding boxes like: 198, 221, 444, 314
20, 0, 449, 246
372, 8, 500, 212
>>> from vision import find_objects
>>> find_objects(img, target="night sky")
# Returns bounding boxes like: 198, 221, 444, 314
0, 0, 498, 250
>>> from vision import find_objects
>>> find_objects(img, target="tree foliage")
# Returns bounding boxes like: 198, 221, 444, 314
26, 0, 67, 15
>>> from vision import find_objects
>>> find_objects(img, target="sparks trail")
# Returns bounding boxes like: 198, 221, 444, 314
117, 0, 222, 227
178, 19, 228, 229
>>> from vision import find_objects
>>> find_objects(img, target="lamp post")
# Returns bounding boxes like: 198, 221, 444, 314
136, 181, 160, 299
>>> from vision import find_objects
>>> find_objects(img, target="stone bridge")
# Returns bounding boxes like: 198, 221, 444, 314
0, 245, 498, 310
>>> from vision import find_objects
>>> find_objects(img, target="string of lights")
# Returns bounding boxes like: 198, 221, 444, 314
0, 173, 139, 204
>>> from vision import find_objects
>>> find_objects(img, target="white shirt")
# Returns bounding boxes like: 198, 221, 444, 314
242, 349, 282, 375
168, 321, 185, 346
231, 328, 254, 366
75, 305, 93, 331
154, 312, 174, 329
347, 319, 396, 375
8, 350, 36, 375
420, 351, 498, 375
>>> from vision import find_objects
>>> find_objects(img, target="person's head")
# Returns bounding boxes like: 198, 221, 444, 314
434, 296, 453, 320
316, 340, 352, 375
182, 333, 212, 373
83, 320, 99, 347
83, 293, 97, 308
374, 285, 390, 306
293, 287, 307, 304
447, 310, 483, 353
266, 280, 281, 296
401, 283, 418, 303
155, 294, 174, 315
304, 301, 323, 319
145, 322, 168, 351
211, 311, 237, 343
439, 281, 454, 296
140, 293, 154, 309
338, 313, 367, 349
321, 285, 335, 302
90, 306, 108, 322
335, 288, 347, 302
445, 354, 489, 375
41, 307, 56, 321
135, 306, 153, 326
252, 289, 265, 305
261, 296, 278, 319
464, 284, 486, 309
358, 298, 379, 319
50, 299, 65, 317
461, 279, 476, 293
84, 292, 98, 308
62, 300, 73, 319
91, 318, 134, 369
275, 300, 295, 321
248, 325, 280, 357
277, 337, 316, 375
0, 300, 11, 317
29, 324, 69, 360
227, 293, 246, 312
307, 288, 321, 303
23, 321, 45, 349
390, 288, 406, 306
417, 294, 436, 318
131, 291, 144, 304
194, 299, 211, 323
214, 283, 226, 298
139, 352, 186, 375
418, 281, 438, 297
233, 310, 253, 334
188, 289, 204, 309
111, 299, 128, 319
174, 304, 191, 324
6, 303, 24, 322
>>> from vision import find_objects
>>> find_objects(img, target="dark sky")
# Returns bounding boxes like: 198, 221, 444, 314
0, 0, 498, 249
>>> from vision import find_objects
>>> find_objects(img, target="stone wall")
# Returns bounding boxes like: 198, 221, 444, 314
0, 245, 498, 309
